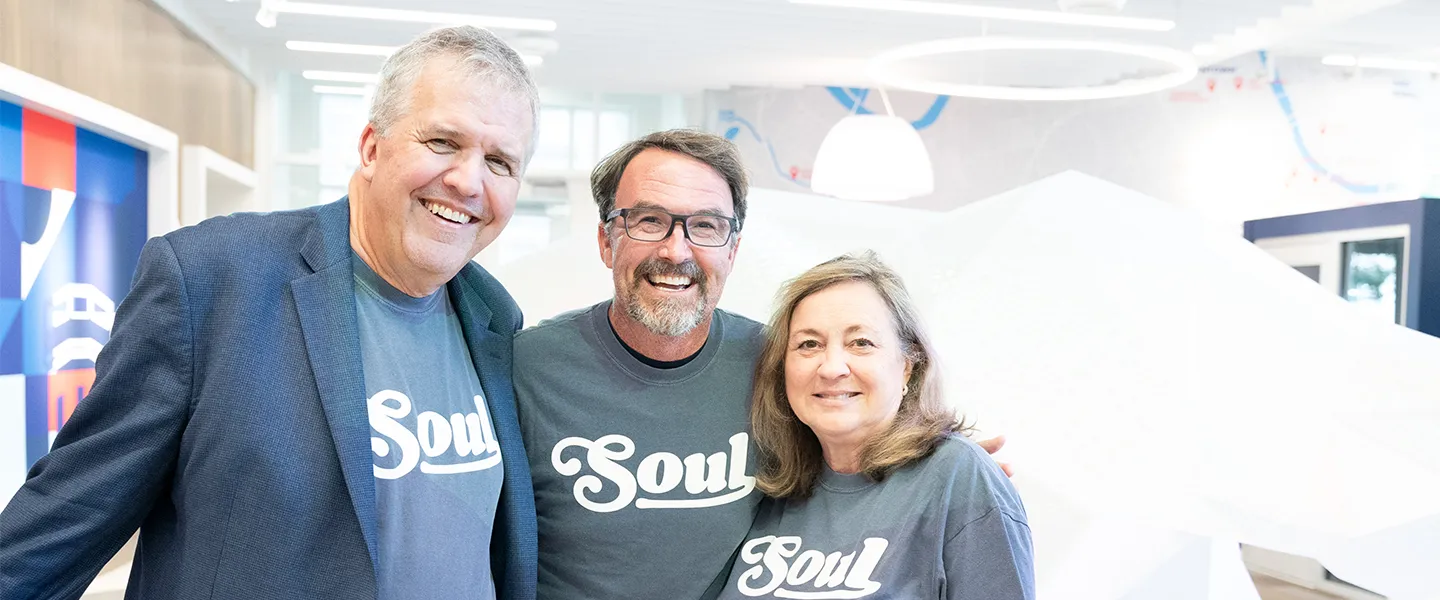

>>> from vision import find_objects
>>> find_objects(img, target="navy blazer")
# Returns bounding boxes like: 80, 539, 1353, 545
0, 198, 537, 599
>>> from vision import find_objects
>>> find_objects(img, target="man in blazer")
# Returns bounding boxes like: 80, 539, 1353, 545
0, 26, 538, 599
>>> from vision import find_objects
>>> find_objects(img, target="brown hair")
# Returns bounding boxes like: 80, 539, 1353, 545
752, 251, 970, 498
590, 129, 749, 231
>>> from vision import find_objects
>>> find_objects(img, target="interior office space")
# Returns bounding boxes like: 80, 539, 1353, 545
2, 0, 1439, 598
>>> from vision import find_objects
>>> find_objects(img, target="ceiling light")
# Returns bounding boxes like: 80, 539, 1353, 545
313, 85, 371, 96
790, 0, 1174, 31
302, 70, 380, 84
258, 1, 556, 31
288, 41, 396, 56
255, 2, 277, 27
287, 40, 544, 67
811, 114, 934, 202
869, 37, 1199, 101
1322, 54, 1440, 73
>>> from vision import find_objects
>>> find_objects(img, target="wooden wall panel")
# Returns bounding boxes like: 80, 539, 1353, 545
0, 0, 255, 168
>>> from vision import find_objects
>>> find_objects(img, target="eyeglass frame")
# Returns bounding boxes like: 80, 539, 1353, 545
604, 207, 740, 247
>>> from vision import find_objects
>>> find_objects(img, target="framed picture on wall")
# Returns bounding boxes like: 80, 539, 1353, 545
1, 98, 150, 469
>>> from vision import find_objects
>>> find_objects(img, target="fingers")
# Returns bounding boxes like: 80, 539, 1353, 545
977, 435, 1006, 455
977, 435, 1014, 478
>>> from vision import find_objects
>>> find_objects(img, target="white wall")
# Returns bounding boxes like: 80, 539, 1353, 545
704, 51, 1440, 233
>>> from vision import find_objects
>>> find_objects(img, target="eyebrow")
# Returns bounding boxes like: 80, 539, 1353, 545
632, 200, 732, 218
420, 124, 466, 141
420, 125, 523, 167
493, 146, 523, 168
790, 325, 873, 338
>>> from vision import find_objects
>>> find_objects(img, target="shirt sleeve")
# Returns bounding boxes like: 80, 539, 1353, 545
0, 236, 194, 599
942, 505, 1036, 600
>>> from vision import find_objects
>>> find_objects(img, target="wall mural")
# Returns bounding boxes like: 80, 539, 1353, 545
0, 98, 149, 472
706, 51, 1440, 224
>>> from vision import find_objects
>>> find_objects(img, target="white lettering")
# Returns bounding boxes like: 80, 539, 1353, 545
474, 396, 500, 454
369, 391, 420, 480
552, 434, 637, 513
637, 452, 683, 494
451, 413, 479, 456
50, 282, 116, 331
736, 536, 889, 599
369, 392, 501, 479
418, 411, 451, 457
683, 451, 728, 494
550, 432, 757, 513
50, 337, 103, 373
738, 536, 801, 597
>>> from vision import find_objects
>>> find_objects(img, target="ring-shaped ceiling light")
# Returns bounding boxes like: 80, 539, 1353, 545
868, 37, 1199, 101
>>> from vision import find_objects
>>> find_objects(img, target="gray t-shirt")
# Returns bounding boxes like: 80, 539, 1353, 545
717, 436, 1034, 600
355, 253, 504, 600
514, 301, 766, 600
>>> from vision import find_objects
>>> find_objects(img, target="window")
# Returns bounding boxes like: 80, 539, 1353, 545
317, 92, 368, 204
1341, 238, 1404, 325
530, 106, 633, 171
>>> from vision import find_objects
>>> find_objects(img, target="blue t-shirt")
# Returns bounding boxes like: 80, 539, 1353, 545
716, 436, 1033, 600
354, 253, 504, 600
514, 301, 766, 600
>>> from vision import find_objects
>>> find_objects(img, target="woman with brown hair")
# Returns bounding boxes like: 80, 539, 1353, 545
714, 252, 1033, 600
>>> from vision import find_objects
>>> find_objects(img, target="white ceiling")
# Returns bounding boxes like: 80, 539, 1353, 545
186, 0, 1440, 93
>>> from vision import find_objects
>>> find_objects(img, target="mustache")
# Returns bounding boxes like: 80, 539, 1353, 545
633, 258, 705, 284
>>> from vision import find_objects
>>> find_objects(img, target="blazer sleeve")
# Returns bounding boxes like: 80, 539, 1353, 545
0, 236, 195, 600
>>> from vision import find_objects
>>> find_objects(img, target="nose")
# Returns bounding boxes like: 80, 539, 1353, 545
442, 151, 488, 200
817, 346, 850, 380
656, 220, 695, 263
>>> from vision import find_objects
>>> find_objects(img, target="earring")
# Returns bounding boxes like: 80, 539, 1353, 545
902, 384, 910, 396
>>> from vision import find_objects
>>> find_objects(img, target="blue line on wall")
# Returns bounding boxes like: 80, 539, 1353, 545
1259, 50, 1399, 195
824, 87, 949, 130
717, 110, 811, 188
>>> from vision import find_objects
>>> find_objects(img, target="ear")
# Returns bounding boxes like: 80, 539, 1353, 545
726, 232, 742, 262
903, 360, 914, 387
358, 123, 381, 182
598, 222, 615, 269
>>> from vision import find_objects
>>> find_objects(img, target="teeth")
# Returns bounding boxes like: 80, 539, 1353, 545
426, 201, 471, 224
649, 275, 692, 287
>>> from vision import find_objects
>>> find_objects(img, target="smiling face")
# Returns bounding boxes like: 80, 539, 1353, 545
784, 280, 913, 457
351, 55, 533, 296
600, 148, 741, 337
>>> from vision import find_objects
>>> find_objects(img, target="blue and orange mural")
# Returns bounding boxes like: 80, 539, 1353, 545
0, 98, 149, 469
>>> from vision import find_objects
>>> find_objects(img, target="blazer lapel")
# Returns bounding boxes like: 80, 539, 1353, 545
449, 269, 508, 414
290, 198, 378, 568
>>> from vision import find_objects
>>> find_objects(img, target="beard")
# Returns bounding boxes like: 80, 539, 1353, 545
620, 257, 710, 337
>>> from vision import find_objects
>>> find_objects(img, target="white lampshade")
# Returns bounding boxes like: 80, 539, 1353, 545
810, 114, 935, 202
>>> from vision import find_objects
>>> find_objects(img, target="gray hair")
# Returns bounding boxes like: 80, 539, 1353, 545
592, 129, 750, 233
369, 25, 540, 158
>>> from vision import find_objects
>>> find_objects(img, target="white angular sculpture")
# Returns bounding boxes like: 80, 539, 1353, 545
495, 171, 1440, 598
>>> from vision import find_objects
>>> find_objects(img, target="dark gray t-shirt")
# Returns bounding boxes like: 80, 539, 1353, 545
514, 301, 766, 600
354, 253, 504, 600
717, 436, 1034, 600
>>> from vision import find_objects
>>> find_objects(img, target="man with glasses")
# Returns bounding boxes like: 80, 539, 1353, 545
512, 129, 1004, 599
513, 129, 760, 599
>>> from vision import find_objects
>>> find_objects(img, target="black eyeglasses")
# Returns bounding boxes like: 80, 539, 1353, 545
605, 208, 739, 248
